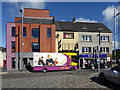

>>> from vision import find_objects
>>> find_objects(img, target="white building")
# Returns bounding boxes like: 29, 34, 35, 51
0, 47, 6, 67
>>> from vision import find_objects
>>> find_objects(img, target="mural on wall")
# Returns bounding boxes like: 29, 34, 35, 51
33, 53, 67, 66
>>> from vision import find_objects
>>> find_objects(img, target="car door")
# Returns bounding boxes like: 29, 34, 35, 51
115, 65, 120, 85
118, 70, 120, 85
106, 65, 119, 84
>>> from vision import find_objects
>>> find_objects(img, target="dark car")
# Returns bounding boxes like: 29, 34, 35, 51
99, 64, 120, 85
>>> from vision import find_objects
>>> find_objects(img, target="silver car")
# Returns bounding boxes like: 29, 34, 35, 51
99, 65, 120, 85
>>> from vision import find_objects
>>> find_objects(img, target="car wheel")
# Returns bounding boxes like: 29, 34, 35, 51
99, 73, 106, 82
71, 67, 75, 71
42, 68, 47, 73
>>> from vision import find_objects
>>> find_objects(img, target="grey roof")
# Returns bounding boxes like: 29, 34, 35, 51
55, 21, 112, 33
0, 47, 6, 52
16, 18, 54, 24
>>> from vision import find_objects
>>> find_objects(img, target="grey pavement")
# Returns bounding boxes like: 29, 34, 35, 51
2, 69, 120, 89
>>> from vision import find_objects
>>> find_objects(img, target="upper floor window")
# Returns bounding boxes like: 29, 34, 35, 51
47, 28, 51, 38
12, 27, 16, 37
32, 43, 40, 52
32, 28, 39, 38
23, 27, 27, 37
82, 47, 91, 53
82, 35, 92, 41
12, 41, 15, 52
100, 47, 109, 53
100, 36, 109, 42
63, 33, 74, 39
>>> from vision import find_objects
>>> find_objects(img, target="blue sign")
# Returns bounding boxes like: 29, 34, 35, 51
81, 54, 107, 58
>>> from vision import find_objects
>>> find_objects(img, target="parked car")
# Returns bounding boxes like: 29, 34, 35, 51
99, 64, 120, 85
85, 62, 107, 69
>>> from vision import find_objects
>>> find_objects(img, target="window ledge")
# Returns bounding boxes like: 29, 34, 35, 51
81, 41, 92, 42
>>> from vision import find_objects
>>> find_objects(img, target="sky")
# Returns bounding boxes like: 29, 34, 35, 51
0, 1, 120, 49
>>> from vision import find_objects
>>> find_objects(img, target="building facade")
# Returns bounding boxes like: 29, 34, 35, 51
55, 21, 113, 66
6, 23, 16, 70
55, 21, 79, 53
79, 32, 112, 64
6, 8, 113, 70
6, 9, 56, 70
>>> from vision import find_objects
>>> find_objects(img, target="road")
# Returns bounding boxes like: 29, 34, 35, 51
2, 69, 120, 89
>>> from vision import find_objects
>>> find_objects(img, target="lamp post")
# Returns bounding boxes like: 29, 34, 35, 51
97, 26, 103, 73
19, 6, 24, 71
114, 10, 120, 67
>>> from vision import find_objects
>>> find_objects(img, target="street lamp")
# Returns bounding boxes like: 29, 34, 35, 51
19, 6, 24, 71
114, 10, 120, 67
97, 26, 103, 73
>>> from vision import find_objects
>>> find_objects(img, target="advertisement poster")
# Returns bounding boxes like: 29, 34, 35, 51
33, 53, 67, 66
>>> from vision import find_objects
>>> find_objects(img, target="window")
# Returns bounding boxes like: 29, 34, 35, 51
82, 47, 91, 53
82, 35, 92, 41
12, 57, 15, 69
12, 27, 16, 37
100, 36, 109, 41
72, 56, 79, 63
23, 27, 26, 37
100, 47, 109, 53
106, 47, 109, 53
12, 41, 15, 52
32, 43, 40, 52
32, 28, 39, 38
63, 33, 74, 39
47, 28, 51, 38
112, 65, 120, 71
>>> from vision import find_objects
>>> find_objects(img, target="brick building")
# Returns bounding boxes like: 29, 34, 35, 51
6, 8, 56, 70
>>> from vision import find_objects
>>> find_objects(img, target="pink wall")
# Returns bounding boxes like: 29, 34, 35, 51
6, 23, 16, 70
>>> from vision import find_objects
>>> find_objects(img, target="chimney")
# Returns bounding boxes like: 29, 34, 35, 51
73, 17, 75, 23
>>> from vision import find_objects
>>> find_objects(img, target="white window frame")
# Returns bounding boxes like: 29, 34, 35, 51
100, 47, 109, 53
82, 47, 91, 53
82, 35, 92, 41
100, 36, 109, 42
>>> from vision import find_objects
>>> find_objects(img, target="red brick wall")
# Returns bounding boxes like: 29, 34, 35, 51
40, 24, 55, 52
15, 23, 56, 52
24, 8, 50, 18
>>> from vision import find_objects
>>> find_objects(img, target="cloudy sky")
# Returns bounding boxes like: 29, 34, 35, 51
0, 1, 119, 48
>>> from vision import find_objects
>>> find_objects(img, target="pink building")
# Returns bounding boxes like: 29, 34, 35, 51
6, 23, 16, 70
